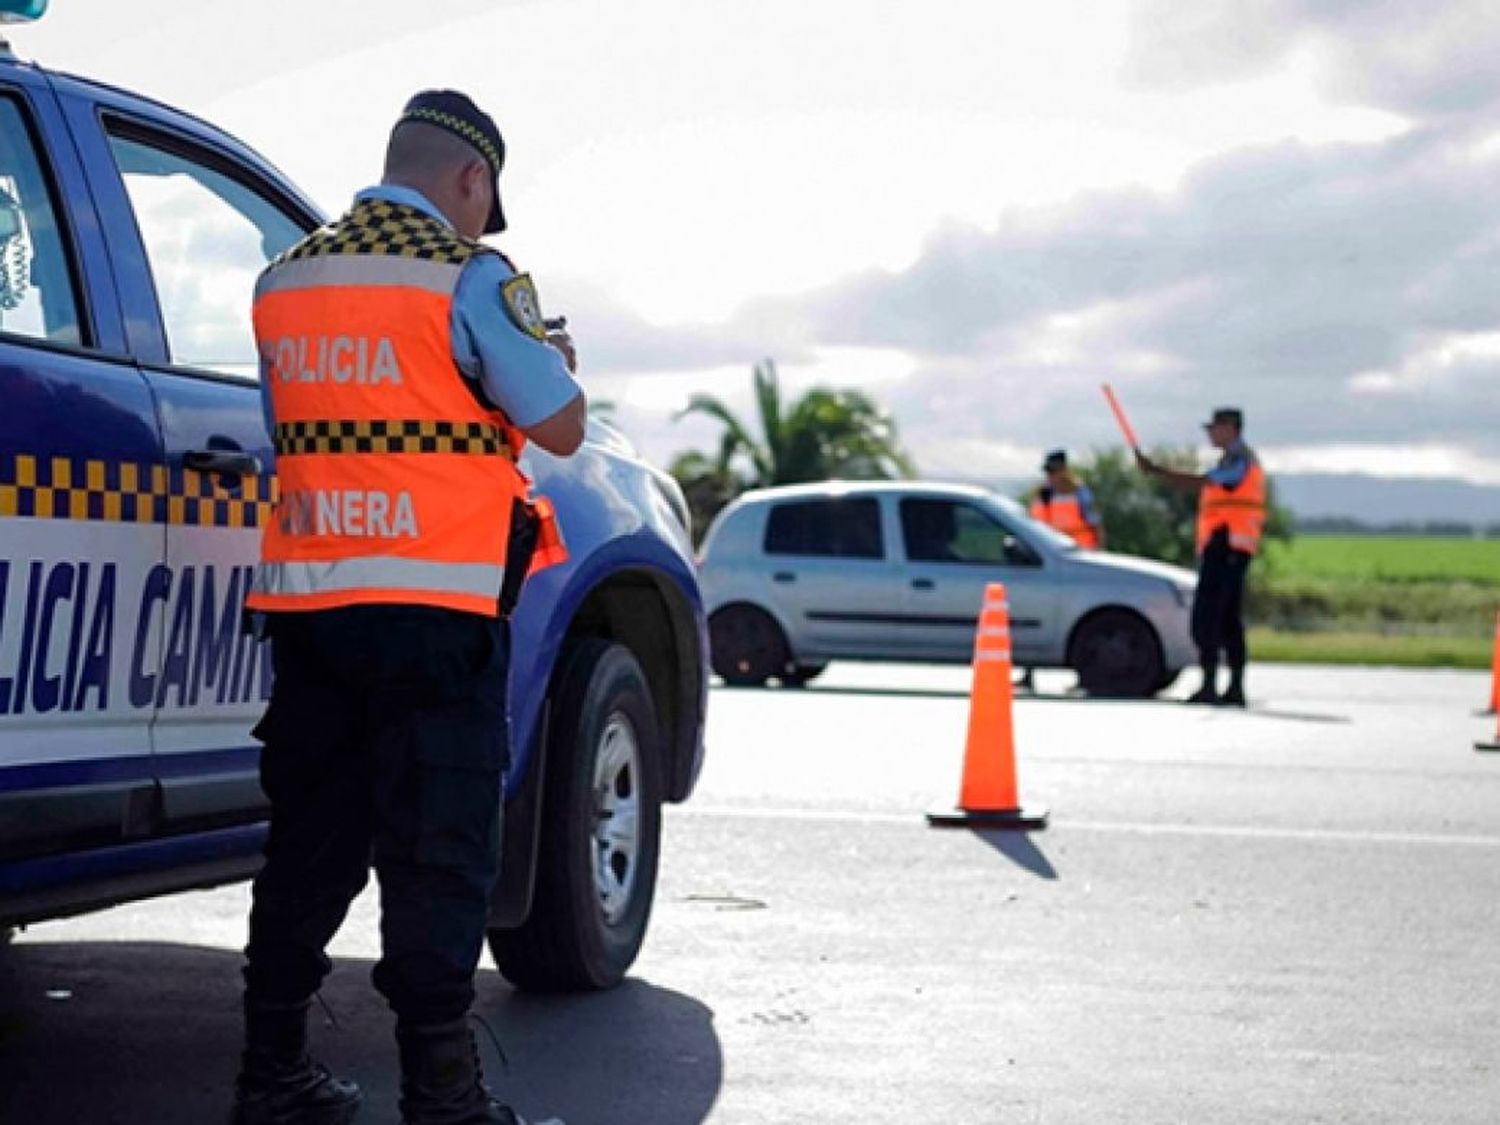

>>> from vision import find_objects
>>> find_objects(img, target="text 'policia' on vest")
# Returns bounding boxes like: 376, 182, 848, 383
1196, 456, 1268, 556
246, 198, 566, 618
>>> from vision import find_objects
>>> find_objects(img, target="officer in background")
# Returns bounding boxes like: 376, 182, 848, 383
1028, 449, 1105, 549
1136, 408, 1266, 707
1019, 450, 1104, 691
232, 90, 584, 1125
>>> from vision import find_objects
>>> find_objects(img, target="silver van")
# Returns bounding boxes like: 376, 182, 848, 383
699, 481, 1197, 697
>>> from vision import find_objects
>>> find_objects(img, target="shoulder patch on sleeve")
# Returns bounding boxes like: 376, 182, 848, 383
500, 273, 547, 340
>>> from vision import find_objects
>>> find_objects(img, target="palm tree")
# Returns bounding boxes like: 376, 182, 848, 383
675, 357, 915, 488
668, 358, 915, 544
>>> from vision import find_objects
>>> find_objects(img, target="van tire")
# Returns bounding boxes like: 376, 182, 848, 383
709, 605, 788, 687
488, 639, 662, 992
1070, 609, 1164, 699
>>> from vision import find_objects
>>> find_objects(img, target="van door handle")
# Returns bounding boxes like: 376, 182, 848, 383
773, 571, 797, 584
185, 449, 262, 477
911, 578, 935, 590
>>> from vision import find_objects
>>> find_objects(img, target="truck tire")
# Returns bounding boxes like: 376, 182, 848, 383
1070, 609, 1164, 699
488, 639, 662, 992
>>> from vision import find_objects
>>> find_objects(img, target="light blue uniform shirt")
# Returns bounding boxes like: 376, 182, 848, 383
1205, 439, 1252, 490
1075, 483, 1101, 527
259, 184, 581, 433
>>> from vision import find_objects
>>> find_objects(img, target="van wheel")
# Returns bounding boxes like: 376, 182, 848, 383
488, 639, 662, 992
1071, 609, 1163, 698
709, 605, 788, 687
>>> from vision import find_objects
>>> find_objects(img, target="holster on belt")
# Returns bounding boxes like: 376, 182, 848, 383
499, 498, 539, 619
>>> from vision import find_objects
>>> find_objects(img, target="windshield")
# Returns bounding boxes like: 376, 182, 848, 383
986, 493, 1081, 551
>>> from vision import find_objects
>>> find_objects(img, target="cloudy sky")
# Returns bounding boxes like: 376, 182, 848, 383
23, 0, 1500, 488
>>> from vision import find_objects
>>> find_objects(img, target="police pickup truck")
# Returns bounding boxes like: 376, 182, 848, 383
0, 6, 707, 992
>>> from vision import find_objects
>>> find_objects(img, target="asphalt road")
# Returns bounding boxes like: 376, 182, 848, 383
3, 663, 1498, 1124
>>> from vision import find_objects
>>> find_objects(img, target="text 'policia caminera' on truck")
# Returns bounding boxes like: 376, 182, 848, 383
0, 560, 270, 716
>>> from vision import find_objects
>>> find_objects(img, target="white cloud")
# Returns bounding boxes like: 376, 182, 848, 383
1263, 444, 1500, 486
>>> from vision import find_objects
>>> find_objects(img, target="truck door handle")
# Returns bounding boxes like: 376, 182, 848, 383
773, 571, 797, 584
911, 578, 935, 590
185, 449, 262, 477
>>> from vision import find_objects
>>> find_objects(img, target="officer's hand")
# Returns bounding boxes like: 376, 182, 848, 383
546, 328, 577, 373
1134, 449, 1155, 474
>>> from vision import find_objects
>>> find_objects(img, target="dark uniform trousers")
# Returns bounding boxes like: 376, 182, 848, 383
1192, 527, 1251, 678
243, 604, 509, 1025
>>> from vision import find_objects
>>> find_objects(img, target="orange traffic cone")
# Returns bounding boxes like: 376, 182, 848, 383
928, 583, 1048, 829
1479, 612, 1500, 751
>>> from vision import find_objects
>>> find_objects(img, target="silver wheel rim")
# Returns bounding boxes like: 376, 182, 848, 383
593, 712, 641, 925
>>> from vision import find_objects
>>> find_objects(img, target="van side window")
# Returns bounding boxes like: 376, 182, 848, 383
902, 498, 1023, 565
764, 498, 883, 559
106, 132, 304, 378
0, 96, 83, 346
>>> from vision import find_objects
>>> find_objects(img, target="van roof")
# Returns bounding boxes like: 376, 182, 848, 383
730, 480, 998, 505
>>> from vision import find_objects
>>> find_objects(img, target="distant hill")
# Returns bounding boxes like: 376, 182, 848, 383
1270, 474, 1500, 527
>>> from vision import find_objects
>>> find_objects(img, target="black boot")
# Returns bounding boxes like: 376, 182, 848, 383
1220, 670, 1247, 708
231, 997, 362, 1124
1186, 664, 1218, 705
396, 1019, 527, 1125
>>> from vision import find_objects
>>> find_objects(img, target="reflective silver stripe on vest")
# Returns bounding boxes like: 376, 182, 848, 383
252, 556, 504, 601
256, 254, 462, 299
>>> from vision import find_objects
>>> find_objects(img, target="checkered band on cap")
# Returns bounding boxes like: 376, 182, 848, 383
400, 106, 504, 174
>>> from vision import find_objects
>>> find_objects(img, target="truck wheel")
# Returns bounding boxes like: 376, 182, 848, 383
1071, 609, 1163, 699
709, 604, 788, 687
488, 639, 662, 992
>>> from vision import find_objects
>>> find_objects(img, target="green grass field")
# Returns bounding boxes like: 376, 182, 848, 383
1262, 535, 1500, 585
1249, 628, 1492, 670
1251, 534, 1498, 669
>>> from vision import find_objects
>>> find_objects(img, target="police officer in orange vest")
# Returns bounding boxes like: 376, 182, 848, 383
1028, 449, 1105, 550
232, 90, 585, 1125
1017, 449, 1105, 691
1136, 408, 1266, 707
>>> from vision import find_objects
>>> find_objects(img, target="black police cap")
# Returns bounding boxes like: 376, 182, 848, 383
397, 89, 507, 234
1042, 449, 1068, 471
1204, 407, 1244, 430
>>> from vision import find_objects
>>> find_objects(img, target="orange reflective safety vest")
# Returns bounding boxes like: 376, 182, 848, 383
246, 198, 566, 618
1196, 455, 1267, 556
1029, 491, 1101, 549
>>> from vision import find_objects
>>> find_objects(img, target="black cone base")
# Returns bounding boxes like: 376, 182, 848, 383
1476, 741, 1500, 752
927, 804, 1049, 830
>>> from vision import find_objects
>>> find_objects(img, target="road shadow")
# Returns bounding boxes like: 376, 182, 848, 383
972, 829, 1059, 880
0, 939, 721, 1125
1240, 705, 1351, 725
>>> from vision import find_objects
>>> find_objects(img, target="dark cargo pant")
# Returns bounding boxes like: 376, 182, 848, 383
243, 604, 509, 1024
1192, 530, 1252, 682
